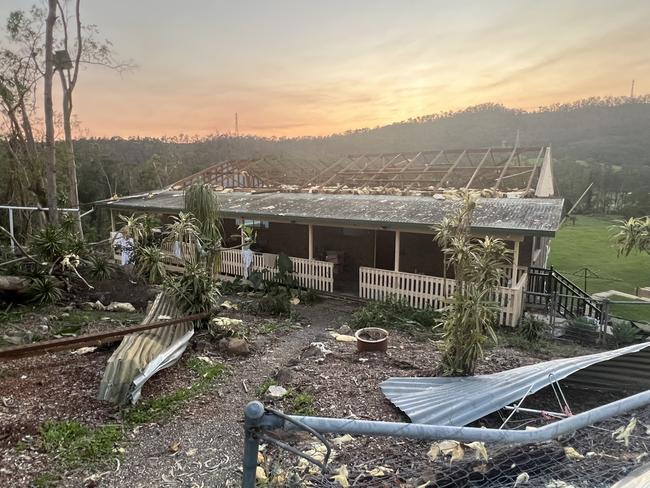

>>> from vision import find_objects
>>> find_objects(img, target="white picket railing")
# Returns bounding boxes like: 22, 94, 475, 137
219, 249, 334, 293
359, 266, 527, 327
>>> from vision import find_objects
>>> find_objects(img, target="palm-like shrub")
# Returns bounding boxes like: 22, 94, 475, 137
612, 217, 650, 256
163, 261, 221, 316
433, 196, 511, 375
28, 276, 63, 304
133, 246, 167, 284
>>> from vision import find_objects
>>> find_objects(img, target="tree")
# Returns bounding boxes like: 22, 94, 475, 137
43, 0, 58, 223
54, 0, 129, 235
433, 196, 510, 375
0, 9, 48, 212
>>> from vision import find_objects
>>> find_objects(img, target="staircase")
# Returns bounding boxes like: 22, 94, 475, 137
526, 267, 603, 321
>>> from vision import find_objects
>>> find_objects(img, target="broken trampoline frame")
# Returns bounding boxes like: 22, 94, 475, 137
241, 389, 650, 487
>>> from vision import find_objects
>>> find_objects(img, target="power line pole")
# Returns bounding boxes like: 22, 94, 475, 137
235, 112, 239, 137
630, 80, 635, 98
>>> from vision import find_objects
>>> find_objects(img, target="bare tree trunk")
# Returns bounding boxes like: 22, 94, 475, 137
44, 0, 58, 224
59, 69, 83, 236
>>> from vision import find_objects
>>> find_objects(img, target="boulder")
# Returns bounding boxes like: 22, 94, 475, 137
218, 337, 250, 356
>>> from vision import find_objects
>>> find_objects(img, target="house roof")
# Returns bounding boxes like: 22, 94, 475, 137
97, 190, 564, 236
170, 146, 551, 197
381, 342, 650, 426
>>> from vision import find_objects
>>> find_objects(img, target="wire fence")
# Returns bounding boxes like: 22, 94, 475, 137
257, 413, 648, 487
244, 391, 650, 488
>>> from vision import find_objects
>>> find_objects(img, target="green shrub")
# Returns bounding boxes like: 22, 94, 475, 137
611, 319, 642, 347
518, 314, 547, 344
565, 317, 598, 345
163, 261, 221, 316
86, 254, 114, 281
349, 297, 440, 340
134, 245, 167, 284
28, 276, 63, 304
257, 288, 292, 316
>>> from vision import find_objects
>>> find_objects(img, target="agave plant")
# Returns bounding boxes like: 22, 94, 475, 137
85, 254, 115, 281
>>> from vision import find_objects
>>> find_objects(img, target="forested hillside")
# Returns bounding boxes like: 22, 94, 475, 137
4, 96, 650, 214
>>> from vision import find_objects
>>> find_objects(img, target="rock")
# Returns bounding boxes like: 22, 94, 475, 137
335, 334, 356, 342
265, 385, 288, 400
60, 312, 70, 318
301, 342, 332, 360
106, 302, 136, 312
338, 324, 352, 334
79, 302, 94, 311
275, 367, 293, 385
218, 337, 250, 356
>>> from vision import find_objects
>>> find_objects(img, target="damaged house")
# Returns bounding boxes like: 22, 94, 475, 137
97, 146, 563, 327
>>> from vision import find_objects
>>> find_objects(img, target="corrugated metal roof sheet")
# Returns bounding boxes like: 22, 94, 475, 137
380, 342, 650, 426
97, 293, 194, 405
98, 191, 564, 236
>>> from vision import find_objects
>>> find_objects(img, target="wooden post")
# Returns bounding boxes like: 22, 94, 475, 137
308, 224, 314, 260
8, 208, 14, 252
394, 230, 401, 272
110, 209, 115, 232
512, 240, 520, 283
373, 230, 377, 267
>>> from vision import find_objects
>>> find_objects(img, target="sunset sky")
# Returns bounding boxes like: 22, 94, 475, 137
5, 0, 650, 137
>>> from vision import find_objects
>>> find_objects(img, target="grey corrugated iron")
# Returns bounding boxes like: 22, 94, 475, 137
97, 293, 194, 405
380, 342, 650, 426
97, 191, 564, 236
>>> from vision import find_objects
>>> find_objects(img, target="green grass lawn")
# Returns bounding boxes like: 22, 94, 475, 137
607, 295, 650, 323
548, 215, 650, 296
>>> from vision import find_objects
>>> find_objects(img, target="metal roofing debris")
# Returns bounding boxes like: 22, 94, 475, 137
97, 293, 195, 405
380, 342, 650, 426
98, 191, 564, 236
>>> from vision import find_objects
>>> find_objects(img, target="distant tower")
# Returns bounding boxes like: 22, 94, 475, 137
631, 80, 635, 98
235, 112, 239, 137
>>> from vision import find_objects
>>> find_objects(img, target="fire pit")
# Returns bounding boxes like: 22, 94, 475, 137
355, 327, 389, 352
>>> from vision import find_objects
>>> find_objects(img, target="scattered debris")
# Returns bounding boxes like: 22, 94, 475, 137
70, 347, 97, 355
265, 385, 288, 400
563, 447, 584, 460
613, 417, 637, 447
106, 302, 136, 313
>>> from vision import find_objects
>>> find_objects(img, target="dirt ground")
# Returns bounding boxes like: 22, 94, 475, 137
1, 293, 650, 487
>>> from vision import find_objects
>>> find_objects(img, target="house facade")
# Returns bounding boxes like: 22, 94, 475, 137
99, 146, 563, 327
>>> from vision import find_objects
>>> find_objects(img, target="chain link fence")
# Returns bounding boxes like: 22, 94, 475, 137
245, 393, 650, 488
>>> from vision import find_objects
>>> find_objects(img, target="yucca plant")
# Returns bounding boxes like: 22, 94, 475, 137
612, 217, 650, 256
163, 261, 221, 316
86, 254, 115, 281
434, 195, 511, 375
118, 213, 151, 246
184, 184, 224, 272
28, 276, 63, 304
133, 246, 167, 284
164, 211, 201, 262
31, 225, 68, 262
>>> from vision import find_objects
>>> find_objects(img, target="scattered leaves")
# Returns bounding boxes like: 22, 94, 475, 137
563, 446, 584, 461
613, 417, 637, 447
332, 465, 349, 487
